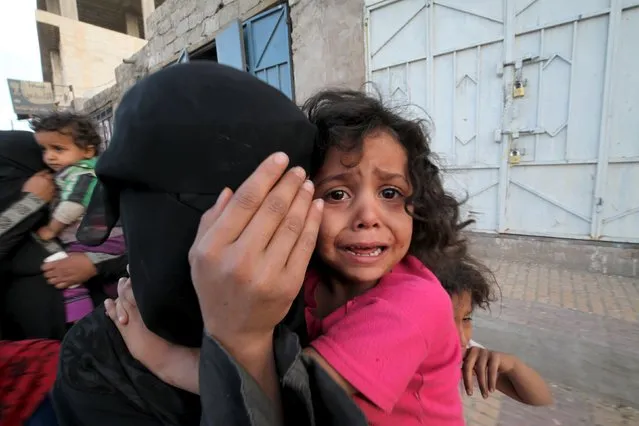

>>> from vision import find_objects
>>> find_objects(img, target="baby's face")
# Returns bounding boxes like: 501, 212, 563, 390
35, 127, 95, 172
451, 291, 473, 352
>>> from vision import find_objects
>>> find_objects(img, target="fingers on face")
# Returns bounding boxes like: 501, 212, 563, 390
262, 178, 315, 264
192, 187, 233, 250
213, 153, 291, 245
286, 198, 323, 270
239, 166, 307, 251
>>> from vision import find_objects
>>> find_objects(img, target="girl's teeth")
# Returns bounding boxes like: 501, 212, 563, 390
347, 247, 383, 257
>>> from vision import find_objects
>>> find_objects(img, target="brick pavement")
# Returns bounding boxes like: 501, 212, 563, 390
461, 260, 639, 425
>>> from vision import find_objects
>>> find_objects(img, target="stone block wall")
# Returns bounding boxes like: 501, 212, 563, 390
81, 0, 368, 114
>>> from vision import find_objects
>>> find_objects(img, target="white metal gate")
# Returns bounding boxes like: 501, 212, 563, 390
365, 0, 639, 243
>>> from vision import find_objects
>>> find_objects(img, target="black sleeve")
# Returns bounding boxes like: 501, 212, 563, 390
0, 194, 47, 261
93, 253, 129, 282
199, 327, 367, 426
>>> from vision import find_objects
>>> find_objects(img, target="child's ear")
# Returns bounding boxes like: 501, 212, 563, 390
84, 146, 96, 158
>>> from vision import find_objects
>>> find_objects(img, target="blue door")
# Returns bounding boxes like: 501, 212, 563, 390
215, 20, 246, 71
243, 4, 294, 99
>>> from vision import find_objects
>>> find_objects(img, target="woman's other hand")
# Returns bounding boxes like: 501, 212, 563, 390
42, 253, 98, 288
22, 171, 55, 202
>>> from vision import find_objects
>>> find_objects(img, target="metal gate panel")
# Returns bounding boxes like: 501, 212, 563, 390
431, 40, 505, 232
514, 0, 611, 34
432, 0, 504, 54
244, 4, 294, 99
502, 8, 611, 238
599, 4, 639, 241
366, 0, 639, 242
366, 0, 505, 232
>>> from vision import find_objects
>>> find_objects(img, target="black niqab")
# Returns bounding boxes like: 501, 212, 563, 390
78, 62, 316, 347
0, 130, 46, 209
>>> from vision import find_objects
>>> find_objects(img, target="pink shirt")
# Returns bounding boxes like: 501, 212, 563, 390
305, 256, 464, 425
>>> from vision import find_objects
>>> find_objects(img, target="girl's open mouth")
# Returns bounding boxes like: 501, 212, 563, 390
343, 245, 387, 257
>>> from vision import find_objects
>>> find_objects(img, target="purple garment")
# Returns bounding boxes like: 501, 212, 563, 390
62, 288, 93, 323
62, 234, 126, 323
66, 234, 125, 256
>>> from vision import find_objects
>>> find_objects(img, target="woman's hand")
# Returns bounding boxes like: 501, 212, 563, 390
42, 253, 98, 288
22, 171, 55, 202
188, 152, 323, 404
189, 152, 323, 348
37, 226, 56, 241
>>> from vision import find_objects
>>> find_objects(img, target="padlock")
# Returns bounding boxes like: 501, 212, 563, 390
513, 80, 525, 98
509, 148, 521, 165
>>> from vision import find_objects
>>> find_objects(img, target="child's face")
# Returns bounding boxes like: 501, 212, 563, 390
35, 128, 95, 172
313, 129, 413, 286
451, 291, 473, 352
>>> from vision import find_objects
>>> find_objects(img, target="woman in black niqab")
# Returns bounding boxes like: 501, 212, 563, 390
52, 62, 366, 426
0, 130, 129, 341
0, 130, 67, 339
0, 130, 46, 207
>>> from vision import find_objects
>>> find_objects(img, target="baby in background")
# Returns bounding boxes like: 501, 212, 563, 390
31, 113, 100, 245
31, 112, 102, 324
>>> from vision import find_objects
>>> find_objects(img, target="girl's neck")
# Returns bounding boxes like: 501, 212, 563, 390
314, 273, 378, 319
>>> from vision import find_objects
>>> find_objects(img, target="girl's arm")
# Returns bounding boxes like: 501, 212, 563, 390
463, 347, 553, 406
495, 355, 554, 406
302, 348, 357, 395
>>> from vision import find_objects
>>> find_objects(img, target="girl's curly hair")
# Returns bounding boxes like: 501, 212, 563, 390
29, 112, 102, 155
302, 89, 472, 275
437, 257, 499, 311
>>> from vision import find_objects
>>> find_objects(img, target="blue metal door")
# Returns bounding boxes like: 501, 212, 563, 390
216, 20, 247, 71
243, 4, 294, 99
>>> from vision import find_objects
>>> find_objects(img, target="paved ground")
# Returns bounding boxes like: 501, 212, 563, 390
462, 260, 639, 425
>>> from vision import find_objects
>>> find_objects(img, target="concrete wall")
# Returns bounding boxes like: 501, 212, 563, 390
289, 0, 366, 103
102, 0, 281, 110
36, 9, 147, 100
470, 233, 639, 278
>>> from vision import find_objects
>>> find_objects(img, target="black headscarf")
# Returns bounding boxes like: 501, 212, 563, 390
0, 130, 46, 210
78, 62, 316, 348
0, 131, 68, 341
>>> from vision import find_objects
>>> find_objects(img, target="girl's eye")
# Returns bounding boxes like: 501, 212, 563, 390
463, 316, 473, 322
53, 146, 65, 152
380, 188, 402, 199
327, 190, 349, 201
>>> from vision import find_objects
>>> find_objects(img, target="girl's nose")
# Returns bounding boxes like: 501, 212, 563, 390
352, 195, 381, 230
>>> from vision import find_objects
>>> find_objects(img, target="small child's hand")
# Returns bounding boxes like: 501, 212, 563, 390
462, 347, 516, 398
104, 277, 172, 373
105, 276, 201, 395
37, 226, 56, 241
